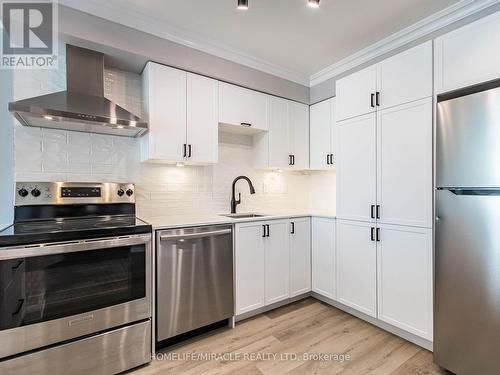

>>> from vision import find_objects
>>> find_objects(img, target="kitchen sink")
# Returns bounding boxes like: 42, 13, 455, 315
220, 213, 267, 219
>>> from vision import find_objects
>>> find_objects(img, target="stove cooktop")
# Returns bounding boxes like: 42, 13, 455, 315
0, 215, 152, 247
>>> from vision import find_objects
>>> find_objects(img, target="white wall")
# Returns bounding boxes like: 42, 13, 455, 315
11, 47, 335, 220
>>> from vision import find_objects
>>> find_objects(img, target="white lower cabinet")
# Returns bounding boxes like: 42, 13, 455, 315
265, 220, 290, 305
336, 219, 377, 317
289, 218, 311, 297
377, 224, 433, 341
234, 222, 266, 315
311, 217, 336, 299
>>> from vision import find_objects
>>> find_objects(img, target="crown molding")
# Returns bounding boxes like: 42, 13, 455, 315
310, 0, 499, 87
58, 0, 310, 86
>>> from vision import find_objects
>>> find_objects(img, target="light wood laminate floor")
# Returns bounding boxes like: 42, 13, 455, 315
132, 298, 447, 375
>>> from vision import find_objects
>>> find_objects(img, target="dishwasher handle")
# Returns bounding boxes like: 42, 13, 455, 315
159, 228, 232, 241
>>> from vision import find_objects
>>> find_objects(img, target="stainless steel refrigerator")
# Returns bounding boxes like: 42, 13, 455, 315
435, 84, 500, 375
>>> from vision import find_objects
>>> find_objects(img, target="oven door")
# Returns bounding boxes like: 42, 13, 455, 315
0, 234, 151, 359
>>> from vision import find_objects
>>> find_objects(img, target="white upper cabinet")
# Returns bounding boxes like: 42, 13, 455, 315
186, 73, 218, 164
235, 222, 266, 315
377, 42, 432, 110
254, 98, 309, 170
141, 63, 218, 164
310, 98, 335, 170
219, 82, 269, 131
336, 113, 377, 222
336, 66, 377, 122
141, 62, 187, 162
336, 219, 377, 318
435, 11, 500, 94
288, 101, 310, 170
377, 98, 433, 228
265, 220, 290, 305
377, 224, 433, 340
289, 218, 311, 297
311, 217, 336, 299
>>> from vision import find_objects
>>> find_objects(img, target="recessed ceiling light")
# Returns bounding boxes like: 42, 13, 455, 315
308, 0, 320, 8
43, 115, 54, 120
237, 0, 248, 10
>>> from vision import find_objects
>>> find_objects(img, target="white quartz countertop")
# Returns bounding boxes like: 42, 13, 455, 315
141, 210, 336, 230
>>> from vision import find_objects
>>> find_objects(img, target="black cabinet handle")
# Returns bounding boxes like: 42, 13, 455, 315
327, 154, 330, 165
376, 92, 381, 107
371, 227, 375, 241
262, 225, 266, 238
183, 144, 187, 158
376, 205, 380, 219
291, 155, 295, 166
266, 224, 270, 237
330, 154, 334, 165
291, 222, 295, 234
376, 228, 381, 242
241, 122, 252, 127
12, 299, 24, 316
12, 260, 23, 270
371, 205, 375, 219
288, 155, 292, 166
188, 144, 192, 158
370, 93, 375, 108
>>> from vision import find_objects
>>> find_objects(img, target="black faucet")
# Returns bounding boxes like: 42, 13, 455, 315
230, 176, 256, 214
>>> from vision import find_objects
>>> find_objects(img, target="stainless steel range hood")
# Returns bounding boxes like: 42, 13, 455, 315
9, 45, 147, 137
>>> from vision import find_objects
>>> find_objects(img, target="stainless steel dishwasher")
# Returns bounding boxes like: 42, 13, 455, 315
156, 225, 234, 342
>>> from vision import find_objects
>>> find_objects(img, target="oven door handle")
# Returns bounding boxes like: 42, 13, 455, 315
159, 229, 232, 241
0, 234, 151, 260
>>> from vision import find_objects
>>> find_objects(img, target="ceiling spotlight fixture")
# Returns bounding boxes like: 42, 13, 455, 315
237, 0, 248, 10
308, 0, 320, 8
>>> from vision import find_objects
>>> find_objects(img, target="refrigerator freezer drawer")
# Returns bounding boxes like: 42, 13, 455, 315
437, 86, 500, 188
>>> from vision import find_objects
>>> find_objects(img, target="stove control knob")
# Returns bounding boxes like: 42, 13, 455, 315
117, 189, 125, 197
31, 188, 41, 197
126, 189, 134, 197
18, 188, 29, 197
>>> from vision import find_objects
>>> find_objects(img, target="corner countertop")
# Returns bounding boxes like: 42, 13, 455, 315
141, 210, 336, 230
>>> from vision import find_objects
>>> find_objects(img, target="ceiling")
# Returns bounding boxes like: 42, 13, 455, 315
61, 0, 463, 85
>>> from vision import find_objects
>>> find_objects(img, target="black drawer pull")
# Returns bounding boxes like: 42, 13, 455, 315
370, 93, 375, 108
371, 205, 375, 219
291, 222, 295, 234
376, 228, 381, 242
376, 205, 380, 219
241, 122, 252, 127
12, 299, 24, 316
371, 227, 375, 241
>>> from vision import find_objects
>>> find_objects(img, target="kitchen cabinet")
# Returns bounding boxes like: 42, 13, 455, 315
336, 66, 377, 122
377, 224, 433, 340
336, 219, 377, 317
289, 218, 311, 297
219, 82, 269, 132
336, 41, 432, 121
435, 11, 500, 94
377, 98, 433, 227
141, 62, 218, 164
309, 98, 335, 170
311, 217, 335, 299
336, 113, 377, 222
265, 220, 290, 305
234, 222, 266, 315
254, 98, 309, 170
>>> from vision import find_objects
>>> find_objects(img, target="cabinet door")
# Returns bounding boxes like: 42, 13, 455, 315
289, 102, 310, 170
310, 99, 333, 170
265, 220, 290, 305
141, 62, 186, 162
336, 65, 377, 121
377, 98, 432, 228
186, 73, 218, 164
336, 219, 377, 317
235, 223, 265, 315
289, 218, 311, 297
311, 217, 335, 299
435, 11, 500, 94
336, 113, 377, 222
377, 41, 432, 110
268, 97, 290, 169
377, 224, 433, 340
219, 82, 269, 131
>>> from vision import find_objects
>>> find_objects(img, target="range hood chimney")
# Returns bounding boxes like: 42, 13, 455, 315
9, 45, 147, 137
